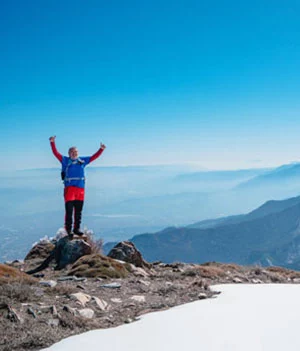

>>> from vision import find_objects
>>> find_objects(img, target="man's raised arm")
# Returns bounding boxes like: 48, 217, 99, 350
90, 143, 106, 163
49, 136, 63, 162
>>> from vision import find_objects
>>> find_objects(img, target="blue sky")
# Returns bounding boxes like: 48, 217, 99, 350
1, 0, 300, 170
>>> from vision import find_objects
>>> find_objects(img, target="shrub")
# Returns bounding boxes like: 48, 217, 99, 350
68, 254, 129, 278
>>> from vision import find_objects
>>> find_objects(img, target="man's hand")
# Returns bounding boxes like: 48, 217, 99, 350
49, 136, 56, 142
100, 143, 106, 150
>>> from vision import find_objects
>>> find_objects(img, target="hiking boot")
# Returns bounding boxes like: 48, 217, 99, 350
73, 228, 84, 236
68, 232, 74, 240
66, 229, 73, 240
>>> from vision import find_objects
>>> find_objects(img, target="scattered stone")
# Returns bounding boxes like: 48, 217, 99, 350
48, 318, 60, 327
7, 305, 24, 323
293, 278, 300, 283
111, 298, 122, 304
92, 297, 109, 311
139, 279, 151, 286
40, 280, 57, 288
27, 307, 37, 318
33, 273, 45, 278
70, 292, 91, 307
130, 295, 146, 303
252, 279, 263, 284
233, 277, 243, 283
78, 308, 95, 319
76, 284, 86, 290
39, 305, 52, 312
63, 305, 77, 315
57, 276, 75, 281
58, 275, 87, 282
101, 282, 121, 289
198, 293, 208, 300
108, 241, 151, 268
51, 305, 58, 316
124, 302, 136, 308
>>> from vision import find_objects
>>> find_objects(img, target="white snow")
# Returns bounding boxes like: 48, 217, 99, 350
43, 284, 300, 351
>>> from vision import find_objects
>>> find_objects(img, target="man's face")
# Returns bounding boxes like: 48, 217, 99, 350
68, 147, 78, 160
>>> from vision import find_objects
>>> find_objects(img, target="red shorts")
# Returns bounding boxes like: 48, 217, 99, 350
64, 186, 85, 202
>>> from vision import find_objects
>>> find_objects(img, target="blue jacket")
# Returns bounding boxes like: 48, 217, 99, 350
62, 156, 91, 188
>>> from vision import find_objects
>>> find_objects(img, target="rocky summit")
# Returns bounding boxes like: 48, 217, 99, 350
1, 235, 300, 351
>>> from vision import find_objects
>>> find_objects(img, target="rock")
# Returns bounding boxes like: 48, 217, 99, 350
63, 305, 77, 315
25, 242, 55, 261
198, 293, 208, 300
252, 279, 263, 284
92, 297, 109, 311
233, 277, 243, 283
27, 307, 37, 318
108, 241, 151, 268
57, 276, 75, 281
76, 284, 86, 290
78, 308, 94, 319
55, 236, 92, 270
26, 237, 92, 274
40, 280, 57, 288
139, 279, 151, 286
51, 305, 58, 316
130, 295, 146, 303
111, 298, 122, 303
58, 276, 87, 282
47, 318, 60, 327
33, 273, 45, 278
130, 265, 150, 277
7, 305, 24, 323
70, 292, 91, 307
101, 282, 121, 289
293, 278, 300, 283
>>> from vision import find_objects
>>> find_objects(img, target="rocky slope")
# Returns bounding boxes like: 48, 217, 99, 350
1, 237, 300, 351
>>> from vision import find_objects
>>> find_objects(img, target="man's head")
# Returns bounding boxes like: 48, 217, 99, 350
68, 147, 78, 160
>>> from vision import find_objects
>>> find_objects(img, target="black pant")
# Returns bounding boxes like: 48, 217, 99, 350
65, 200, 84, 233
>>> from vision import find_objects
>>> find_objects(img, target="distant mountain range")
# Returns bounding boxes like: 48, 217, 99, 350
235, 162, 300, 191
104, 195, 300, 269
3, 162, 300, 263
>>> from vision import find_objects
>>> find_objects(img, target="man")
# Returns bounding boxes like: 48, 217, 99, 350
49, 135, 106, 238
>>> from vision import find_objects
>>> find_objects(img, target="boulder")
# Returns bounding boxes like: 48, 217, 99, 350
108, 241, 151, 268
25, 242, 55, 261
55, 236, 92, 269
26, 237, 92, 274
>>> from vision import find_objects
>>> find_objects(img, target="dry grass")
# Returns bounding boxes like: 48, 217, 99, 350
0, 264, 37, 284
0, 282, 36, 304
201, 262, 242, 272
48, 283, 78, 296
68, 254, 129, 278
84, 234, 104, 255
198, 266, 227, 279
265, 266, 300, 279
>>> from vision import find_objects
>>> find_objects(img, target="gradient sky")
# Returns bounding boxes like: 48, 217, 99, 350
1, 0, 300, 170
